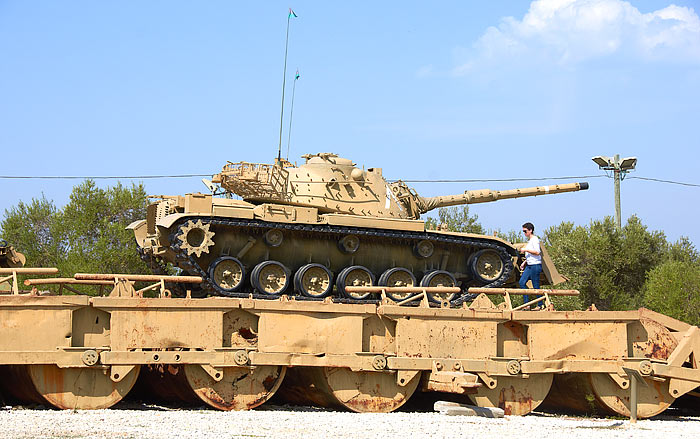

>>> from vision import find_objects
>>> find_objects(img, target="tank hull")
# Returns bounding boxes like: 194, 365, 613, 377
145, 214, 517, 303
132, 194, 530, 302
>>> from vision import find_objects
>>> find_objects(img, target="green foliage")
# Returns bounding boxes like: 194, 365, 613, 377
643, 260, 700, 326
548, 290, 585, 311
493, 229, 522, 244
1, 180, 151, 294
666, 236, 699, 263
424, 206, 484, 234
543, 215, 696, 312
1, 195, 60, 268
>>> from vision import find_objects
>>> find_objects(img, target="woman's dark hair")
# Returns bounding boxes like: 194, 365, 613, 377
522, 222, 534, 232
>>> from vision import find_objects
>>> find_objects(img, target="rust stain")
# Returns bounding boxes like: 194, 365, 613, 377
262, 375, 277, 392
497, 384, 534, 416
350, 395, 402, 413
238, 327, 256, 340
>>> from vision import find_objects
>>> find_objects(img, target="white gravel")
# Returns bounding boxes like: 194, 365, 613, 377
1, 404, 699, 439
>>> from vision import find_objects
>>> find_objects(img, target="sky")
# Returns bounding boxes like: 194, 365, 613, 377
1, 1, 699, 245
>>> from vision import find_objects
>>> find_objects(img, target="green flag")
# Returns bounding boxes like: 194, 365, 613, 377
295, 70, 300, 80
288, 8, 297, 18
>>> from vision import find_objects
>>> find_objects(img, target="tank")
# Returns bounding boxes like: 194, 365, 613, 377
0, 240, 25, 293
129, 153, 588, 303
0, 240, 25, 269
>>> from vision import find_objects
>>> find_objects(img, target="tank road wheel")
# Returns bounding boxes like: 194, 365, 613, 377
251, 261, 290, 296
420, 270, 457, 303
294, 263, 334, 298
184, 365, 286, 411
27, 365, 140, 410
337, 265, 375, 300
209, 256, 245, 295
280, 367, 420, 413
470, 249, 506, 284
469, 374, 554, 416
177, 219, 215, 257
378, 267, 417, 301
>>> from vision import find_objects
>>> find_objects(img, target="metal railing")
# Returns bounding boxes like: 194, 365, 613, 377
467, 287, 579, 310
0, 267, 59, 295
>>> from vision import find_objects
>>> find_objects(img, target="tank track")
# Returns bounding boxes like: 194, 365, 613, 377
152, 216, 516, 305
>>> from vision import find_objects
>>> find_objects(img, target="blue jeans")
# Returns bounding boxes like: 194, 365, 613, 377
519, 263, 542, 305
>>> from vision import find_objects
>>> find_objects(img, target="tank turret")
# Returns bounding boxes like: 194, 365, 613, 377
212, 153, 588, 219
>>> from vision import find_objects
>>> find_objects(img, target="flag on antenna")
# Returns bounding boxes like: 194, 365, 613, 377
289, 8, 298, 18
295, 70, 300, 80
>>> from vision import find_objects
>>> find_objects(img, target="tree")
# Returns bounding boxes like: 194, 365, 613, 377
643, 260, 700, 326
425, 206, 484, 234
493, 229, 522, 244
1, 180, 151, 294
1, 195, 60, 268
543, 215, 691, 311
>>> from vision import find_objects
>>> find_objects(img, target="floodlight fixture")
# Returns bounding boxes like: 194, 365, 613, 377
619, 157, 638, 171
592, 156, 613, 169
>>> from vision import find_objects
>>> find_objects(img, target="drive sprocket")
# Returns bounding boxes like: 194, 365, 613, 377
176, 219, 215, 257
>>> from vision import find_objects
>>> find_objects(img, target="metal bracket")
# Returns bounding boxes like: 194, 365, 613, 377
396, 370, 420, 387
609, 372, 629, 389
110, 365, 135, 382
478, 373, 497, 389
201, 364, 224, 382
622, 366, 648, 423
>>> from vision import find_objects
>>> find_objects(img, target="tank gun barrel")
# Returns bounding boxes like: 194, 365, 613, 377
417, 182, 589, 214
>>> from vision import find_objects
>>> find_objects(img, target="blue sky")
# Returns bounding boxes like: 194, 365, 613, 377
1, 1, 699, 244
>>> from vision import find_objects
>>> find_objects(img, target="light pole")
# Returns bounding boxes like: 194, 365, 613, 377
592, 155, 638, 229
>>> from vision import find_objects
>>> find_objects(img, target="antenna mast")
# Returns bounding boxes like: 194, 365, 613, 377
286, 70, 299, 160
277, 8, 297, 162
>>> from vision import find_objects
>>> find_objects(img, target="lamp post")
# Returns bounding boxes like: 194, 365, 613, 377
592, 155, 638, 229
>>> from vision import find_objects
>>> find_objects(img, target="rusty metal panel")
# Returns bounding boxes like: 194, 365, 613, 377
223, 309, 259, 348
0, 296, 87, 351
92, 296, 241, 309
0, 308, 73, 350
110, 309, 222, 350
497, 321, 529, 358
396, 318, 497, 359
258, 313, 363, 354
514, 309, 641, 322
527, 322, 628, 360
362, 315, 396, 353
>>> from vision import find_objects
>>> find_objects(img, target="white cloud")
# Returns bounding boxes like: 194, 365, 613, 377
452, 0, 700, 74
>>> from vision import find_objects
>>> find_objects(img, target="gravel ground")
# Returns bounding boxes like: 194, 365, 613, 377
2, 404, 700, 439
